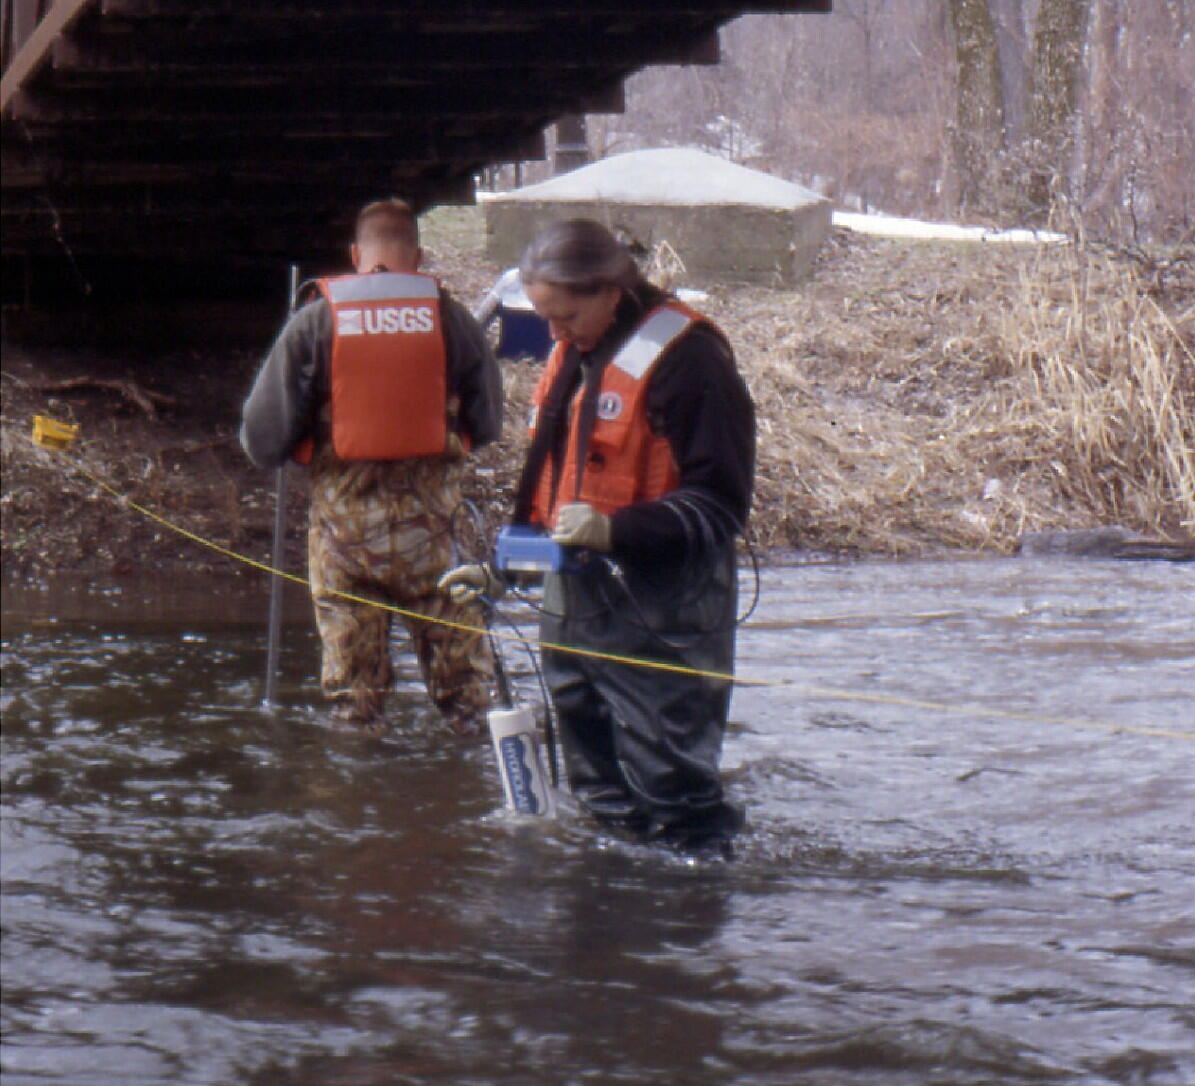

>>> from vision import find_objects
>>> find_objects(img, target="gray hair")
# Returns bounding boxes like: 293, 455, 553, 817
519, 218, 643, 296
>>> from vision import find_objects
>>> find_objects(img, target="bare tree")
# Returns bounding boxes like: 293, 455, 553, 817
988, 0, 1031, 140
947, 0, 1007, 215
564, 3, 1191, 243
839, 0, 891, 110
1022, 0, 1092, 219
1076, 0, 1194, 242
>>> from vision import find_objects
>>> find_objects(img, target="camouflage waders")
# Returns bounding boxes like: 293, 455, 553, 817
307, 440, 494, 734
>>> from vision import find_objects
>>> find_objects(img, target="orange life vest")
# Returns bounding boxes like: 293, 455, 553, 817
307, 271, 449, 461
527, 301, 711, 529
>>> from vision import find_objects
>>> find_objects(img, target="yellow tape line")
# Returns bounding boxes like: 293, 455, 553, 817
30, 433, 1193, 744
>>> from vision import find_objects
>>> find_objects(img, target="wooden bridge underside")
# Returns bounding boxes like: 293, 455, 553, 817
1, 0, 827, 301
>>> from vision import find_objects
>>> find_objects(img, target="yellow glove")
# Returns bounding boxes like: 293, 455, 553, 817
437, 562, 505, 604
551, 502, 612, 551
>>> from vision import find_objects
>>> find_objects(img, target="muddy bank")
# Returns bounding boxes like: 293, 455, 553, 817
3, 207, 1191, 584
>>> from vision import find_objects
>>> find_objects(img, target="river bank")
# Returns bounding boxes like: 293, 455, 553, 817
2, 206, 1191, 584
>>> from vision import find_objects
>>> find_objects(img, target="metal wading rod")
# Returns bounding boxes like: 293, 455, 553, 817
263, 263, 301, 707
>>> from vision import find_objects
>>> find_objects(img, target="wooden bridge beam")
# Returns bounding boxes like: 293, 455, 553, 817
1, 0, 94, 111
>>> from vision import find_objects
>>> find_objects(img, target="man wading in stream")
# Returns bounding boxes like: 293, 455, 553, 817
240, 198, 502, 735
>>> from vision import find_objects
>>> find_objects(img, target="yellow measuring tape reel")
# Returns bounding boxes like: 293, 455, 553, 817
32, 415, 80, 451
22, 417, 1193, 744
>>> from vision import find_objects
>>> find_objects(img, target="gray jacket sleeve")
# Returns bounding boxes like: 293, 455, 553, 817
239, 299, 329, 469
441, 292, 503, 449
239, 287, 501, 467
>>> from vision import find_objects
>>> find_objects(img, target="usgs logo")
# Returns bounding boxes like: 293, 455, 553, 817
337, 305, 435, 336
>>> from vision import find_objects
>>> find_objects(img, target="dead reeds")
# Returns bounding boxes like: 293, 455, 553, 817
430, 207, 1193, 556
992, 246, 1194, 538
701, 232, 1194, 553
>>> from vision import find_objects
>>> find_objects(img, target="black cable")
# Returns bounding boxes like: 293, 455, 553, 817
593, 560, 732, 653
486, 620, 515, 711
582, 488, 756, 645
456, 499, 562, 785
487, 600, 560, 788
736, 533, 762, 626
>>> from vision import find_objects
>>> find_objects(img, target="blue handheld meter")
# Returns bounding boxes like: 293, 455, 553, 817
494, 526, 587, 574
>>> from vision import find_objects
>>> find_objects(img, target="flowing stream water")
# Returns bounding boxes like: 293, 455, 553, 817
2, 557, 1192, 1085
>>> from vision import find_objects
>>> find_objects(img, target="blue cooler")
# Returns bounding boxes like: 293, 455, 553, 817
476, 268, 552, 362
497, 302, 552, 361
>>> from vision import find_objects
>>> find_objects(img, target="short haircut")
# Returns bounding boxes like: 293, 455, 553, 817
355, 198, 419, 249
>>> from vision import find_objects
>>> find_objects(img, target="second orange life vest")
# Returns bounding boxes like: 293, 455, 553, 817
526, 301, 712, 529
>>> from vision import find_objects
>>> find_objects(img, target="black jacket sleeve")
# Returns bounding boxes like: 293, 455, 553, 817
440, 292, 503, 449
609, 324, 756, 562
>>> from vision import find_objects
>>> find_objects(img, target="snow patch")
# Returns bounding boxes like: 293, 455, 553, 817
833, 210, 1066, 245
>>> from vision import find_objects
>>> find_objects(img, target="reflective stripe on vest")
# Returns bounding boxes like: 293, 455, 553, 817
317, 272, 448, 461
611, 305, 693, 379
528, 303, 702, 527
323, 272, 439, 305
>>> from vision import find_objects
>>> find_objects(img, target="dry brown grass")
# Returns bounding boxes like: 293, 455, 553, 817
990, 248, 1194, 538
362, 207, 1195, 556
696, 233, 1194, 553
